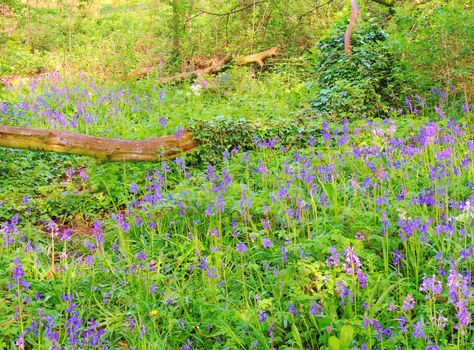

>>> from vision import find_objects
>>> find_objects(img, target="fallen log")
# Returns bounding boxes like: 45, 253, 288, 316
129, 54, 232, 82
158, 54, 233, 84
131, 47, 279, 82
0, 125, 197, 162
129, 66, 156, 80
237, 47, 279, 67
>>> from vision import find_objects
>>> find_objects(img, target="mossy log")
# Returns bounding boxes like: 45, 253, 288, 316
0, 125, 197, 162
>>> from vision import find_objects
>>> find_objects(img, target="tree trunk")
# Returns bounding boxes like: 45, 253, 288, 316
26, 0, 31, 47
0, 125, 197, 162
170, 0, 183, 68
344, 0, 359, 57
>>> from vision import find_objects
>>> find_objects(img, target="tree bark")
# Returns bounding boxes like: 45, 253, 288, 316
0, 125, 197, 162
344, 0, 359, 57
170, 0, 183, 66
26, 0, 31, 47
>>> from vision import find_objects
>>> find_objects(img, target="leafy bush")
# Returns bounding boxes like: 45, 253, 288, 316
388, 1, 473, 105
0, 39, 44, 76
189, 115, 320, 165
309, 15, 406, 119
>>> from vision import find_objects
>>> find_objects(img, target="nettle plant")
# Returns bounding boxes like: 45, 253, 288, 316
309, 16, 406, 120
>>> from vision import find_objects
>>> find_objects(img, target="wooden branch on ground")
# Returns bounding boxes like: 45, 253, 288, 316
129, 66, 156, 80
131, 47, 280, 82
344, 0, 359, 57
159, 54, 233, 84
129, 54, 232, 81
237, 47, 279, 67
0, 125, 197, 162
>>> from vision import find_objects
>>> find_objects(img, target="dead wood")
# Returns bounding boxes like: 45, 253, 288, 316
237, 47, 279, 67
131, 47, 280, 82
0, 125, 197, 163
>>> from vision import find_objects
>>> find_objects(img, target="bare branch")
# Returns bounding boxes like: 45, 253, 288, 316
191, 0, 268, 17
370, 0, 394, 7
298, 0, 337, 19
185, 0, 269, 25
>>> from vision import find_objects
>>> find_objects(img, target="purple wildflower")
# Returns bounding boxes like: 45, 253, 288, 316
182, 338, 193, 350
288, 303, 298, 315
413, 320, 426, 339
419, 274, 443, 299
262, 238, 273, 248
326, 246, 340, 267
236, 242, 248, 254
402, 294, 415, 312
343, 246, 361, 276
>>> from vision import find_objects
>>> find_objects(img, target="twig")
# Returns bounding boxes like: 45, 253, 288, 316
192, 0, 268, 17
185, 0, 269, 26
298, 0, 336, 19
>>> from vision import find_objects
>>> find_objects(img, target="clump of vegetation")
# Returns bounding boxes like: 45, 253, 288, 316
389, 1, 473, 107
309, 15, 407, 119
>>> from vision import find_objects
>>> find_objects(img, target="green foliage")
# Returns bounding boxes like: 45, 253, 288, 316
339, 324, 355, 348
188, 114, 319, 165
0, 39, 41, 76
0, 66, 312, 221
1, 104, 472, 348
2, 66, 308, 138
388, 1, 474, 102
309, 15, 406, 119
0, 0, 344, 79
328, 335, 340, 350
0, 149, 82, 221
25, 7, 71, 51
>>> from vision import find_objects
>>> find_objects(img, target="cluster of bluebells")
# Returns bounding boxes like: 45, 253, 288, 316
1, 89, 473, 349
1, 72, 179, 137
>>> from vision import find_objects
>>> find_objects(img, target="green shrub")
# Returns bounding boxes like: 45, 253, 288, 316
388, 1, 473, 105
0, 39, 44, 76
309, 15, 406, 119
188, 114, 321, 165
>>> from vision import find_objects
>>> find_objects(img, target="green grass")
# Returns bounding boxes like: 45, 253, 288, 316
0, 76, 473, 348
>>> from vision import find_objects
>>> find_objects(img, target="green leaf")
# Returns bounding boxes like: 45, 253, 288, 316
291, 323, 303, 348
328, 336, 340, 350
339, 325, 354, 348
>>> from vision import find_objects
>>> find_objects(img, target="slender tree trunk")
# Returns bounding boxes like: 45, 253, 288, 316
26, 0, 31, 48
344, 0, 359, 57
68, 0, 74, 52
170, 0, 181, 66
